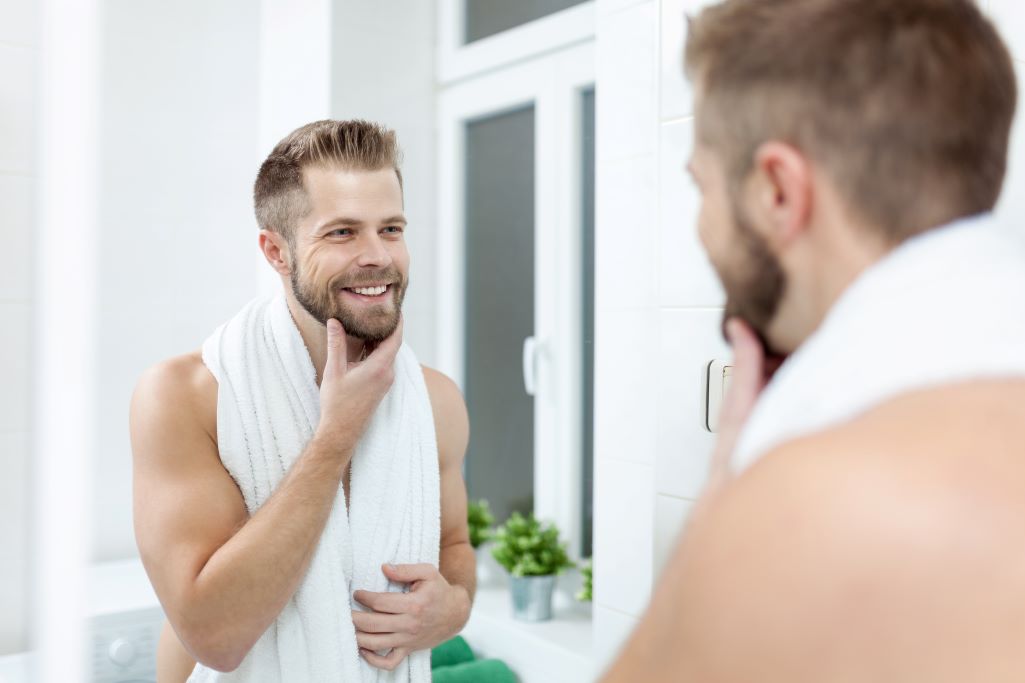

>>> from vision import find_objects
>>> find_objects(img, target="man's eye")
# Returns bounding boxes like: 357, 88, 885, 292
329, 229, 352, 236
383, 226, 403, 234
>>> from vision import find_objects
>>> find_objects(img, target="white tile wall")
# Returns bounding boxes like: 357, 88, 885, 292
987, 1, 1025, 63
0, 1, 35, 657
0, 43, 34, 173
659, 0, 718, 121
594, 308, 659, 465
658, 119, 723, 308
596, 1, 657, 162
0, 175, 32, 301
592, 606, 639, 674
0, 430, 29, 654
0, 0, 35, 46
595, 154, 658, 311
593, 457, 653, 615
653, 493, 693, 578
656, 308, 728, 499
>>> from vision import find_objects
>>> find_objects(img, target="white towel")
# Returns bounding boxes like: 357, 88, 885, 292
732, 212, 1025, 473
188, 293, 440, 683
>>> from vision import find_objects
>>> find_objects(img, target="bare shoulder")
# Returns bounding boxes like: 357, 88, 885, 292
130, 351, 217, 445
667, 378, 1025, 680
421, 366, 469, 466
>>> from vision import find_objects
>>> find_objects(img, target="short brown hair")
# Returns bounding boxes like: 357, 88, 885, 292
685, 0, 1017, 240
254, 119, 403, 245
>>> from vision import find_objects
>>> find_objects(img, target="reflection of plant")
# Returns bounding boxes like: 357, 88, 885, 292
491, 512, 575, 577
468, 499, 495, 549
577, 558, 592, 602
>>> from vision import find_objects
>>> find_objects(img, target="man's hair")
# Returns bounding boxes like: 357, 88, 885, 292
254, 119, 403, 245
685, 0, 1017, 240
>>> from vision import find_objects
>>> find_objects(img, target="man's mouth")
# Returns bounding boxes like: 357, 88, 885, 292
340, 283, 392, 300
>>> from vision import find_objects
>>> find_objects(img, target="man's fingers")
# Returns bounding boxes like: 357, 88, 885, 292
724, 318, 767, 411
355, 631, 406, 652
325, 318, 348, 378
351, 610, 412, 634
353, 589, 410, 614
360, 646, 409, 672
381, 562, 435, 584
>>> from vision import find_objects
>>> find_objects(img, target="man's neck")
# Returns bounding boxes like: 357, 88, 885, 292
283, 295, 367, 384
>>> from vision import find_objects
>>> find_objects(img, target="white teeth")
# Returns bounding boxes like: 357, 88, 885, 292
351, 285, 387, 296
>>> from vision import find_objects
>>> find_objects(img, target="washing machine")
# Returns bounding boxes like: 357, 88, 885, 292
89, 558, 164, 683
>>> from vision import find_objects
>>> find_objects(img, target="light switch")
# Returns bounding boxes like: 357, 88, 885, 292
705, 360, 734, 432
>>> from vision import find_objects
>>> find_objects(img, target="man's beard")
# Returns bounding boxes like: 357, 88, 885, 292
716, 200, 787, 355
290, 260, 406, 342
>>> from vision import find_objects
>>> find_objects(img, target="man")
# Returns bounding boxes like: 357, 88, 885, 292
131, 120, 474, 681
604, 0, 1025, 680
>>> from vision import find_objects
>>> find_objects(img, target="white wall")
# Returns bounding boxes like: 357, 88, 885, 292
591, 0, 1025, 671
330, 0, 438, 368
91, 0, 263, 562
0, 0, 38, 657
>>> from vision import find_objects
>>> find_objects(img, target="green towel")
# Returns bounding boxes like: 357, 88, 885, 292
431, 636, 475, 669
432, 659, 517, 683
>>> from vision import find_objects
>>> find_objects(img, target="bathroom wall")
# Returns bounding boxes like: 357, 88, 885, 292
330, 0, 438, 368
0, 0, 38, 657
91, 0, 264, 562
590, 0, 1025, 671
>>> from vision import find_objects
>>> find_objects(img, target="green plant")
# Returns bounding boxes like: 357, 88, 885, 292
576, 558, 592, 602
490, 512, 575, 577
467, 499, 495, 549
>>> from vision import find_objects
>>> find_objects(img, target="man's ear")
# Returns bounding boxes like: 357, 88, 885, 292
749, 141, 813, 249
259, 229, 292, 277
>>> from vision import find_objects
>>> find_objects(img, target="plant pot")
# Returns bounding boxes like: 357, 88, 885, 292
509, 574, 556, 622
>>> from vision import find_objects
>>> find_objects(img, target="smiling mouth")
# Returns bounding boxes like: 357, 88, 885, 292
340, 284, 391, 299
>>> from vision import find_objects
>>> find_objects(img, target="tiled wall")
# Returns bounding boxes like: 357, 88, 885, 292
0, 0, 36, 656
592, 0, 1025, 671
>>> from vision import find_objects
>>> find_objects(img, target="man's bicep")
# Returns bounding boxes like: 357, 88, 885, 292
130, 363, 248, 623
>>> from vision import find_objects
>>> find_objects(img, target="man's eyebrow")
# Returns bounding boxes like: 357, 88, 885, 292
381, 215, 408, 225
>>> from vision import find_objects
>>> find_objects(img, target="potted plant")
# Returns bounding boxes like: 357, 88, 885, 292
468, 499, 497, 585
490, 512, 575, 621
576, 558, 592, 602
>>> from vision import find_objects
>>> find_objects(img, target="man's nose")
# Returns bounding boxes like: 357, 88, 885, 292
355, 232, 392, 268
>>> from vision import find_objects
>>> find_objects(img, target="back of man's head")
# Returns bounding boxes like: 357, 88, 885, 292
685, 0, 1017, 241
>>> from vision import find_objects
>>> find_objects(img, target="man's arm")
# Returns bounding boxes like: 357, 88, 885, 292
132, 318, 400, 672
353, 366, 473, 670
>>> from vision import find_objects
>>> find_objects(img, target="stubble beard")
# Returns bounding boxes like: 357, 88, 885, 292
290, 259, 407, 342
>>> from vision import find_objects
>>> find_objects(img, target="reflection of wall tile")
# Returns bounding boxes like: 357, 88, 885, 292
0, 430, 29, 655
0, 175, 32, 302
658, 119, 724, 308
0, 43, 34, 173
995, 61, 1025, 239
595, 154, 657, 310
594, 308, 658, 466
593, 456, 653, 616
659, 0, 718, 121
656, 307, 728, 499
596, 0, 656, 162
0, 302, 31, 434
653, 493, 693, 579
986, 2, 1025, 63
593, 606, 640, 674
0, 0, 36, 46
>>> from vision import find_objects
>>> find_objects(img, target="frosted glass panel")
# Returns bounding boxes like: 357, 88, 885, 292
464, 105, 536, 524
581, 87, 595, 558
464, 0, 586, 44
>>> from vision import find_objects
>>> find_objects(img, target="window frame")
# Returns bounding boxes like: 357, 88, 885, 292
437, 41, 595, 558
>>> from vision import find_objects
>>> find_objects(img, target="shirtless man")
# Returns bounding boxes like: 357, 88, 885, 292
604, 0, 1025, 680
130, 120, 474, 680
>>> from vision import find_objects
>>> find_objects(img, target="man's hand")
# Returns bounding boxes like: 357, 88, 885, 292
351, 563, 472, 671
315, 317, 403, 446
706, 318, 784, 491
